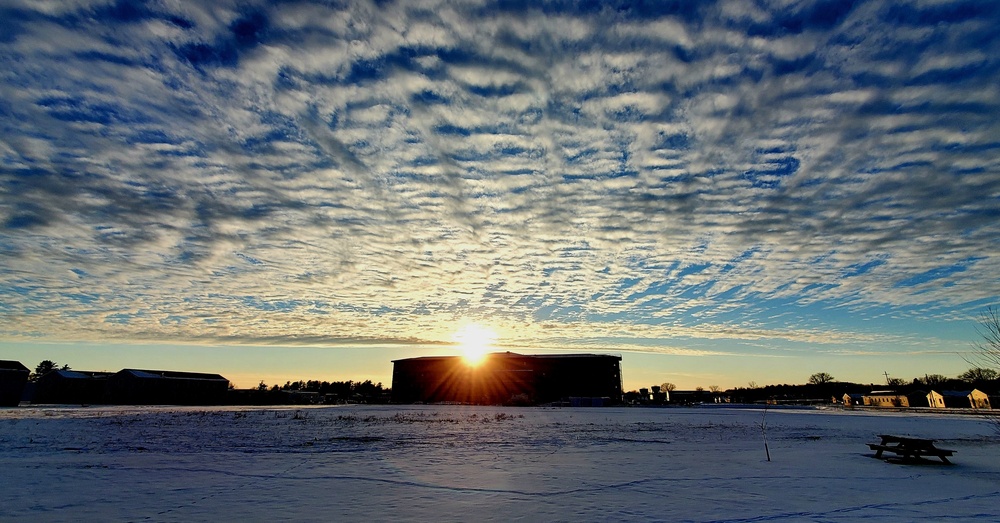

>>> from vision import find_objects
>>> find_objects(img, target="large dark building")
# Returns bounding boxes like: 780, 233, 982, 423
0, 360, 30, 407
106, 369, 230, 405
391, 352, 623, 405
33, 370, 114, 404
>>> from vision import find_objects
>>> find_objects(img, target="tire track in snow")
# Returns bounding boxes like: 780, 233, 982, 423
709, 490, 1000, 522
149, 458, 312, 519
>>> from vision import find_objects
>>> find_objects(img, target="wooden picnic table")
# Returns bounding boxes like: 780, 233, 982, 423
868, 434, 955, 464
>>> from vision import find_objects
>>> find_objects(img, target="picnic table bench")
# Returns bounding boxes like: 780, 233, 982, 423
868, 434, 955, 464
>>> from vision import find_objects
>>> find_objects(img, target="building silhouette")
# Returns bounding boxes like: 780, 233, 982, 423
106, 369, 230, 405
0, 360, 30, 406
33, 370, 113, 404
391, 352, 623, 405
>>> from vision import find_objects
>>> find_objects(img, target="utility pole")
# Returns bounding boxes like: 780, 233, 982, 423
884, 371, 891, 386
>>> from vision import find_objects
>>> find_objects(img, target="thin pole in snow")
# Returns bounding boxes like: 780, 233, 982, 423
760, 401, 771, 462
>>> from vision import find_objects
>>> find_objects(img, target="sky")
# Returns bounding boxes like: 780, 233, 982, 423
1, 0, 999, 392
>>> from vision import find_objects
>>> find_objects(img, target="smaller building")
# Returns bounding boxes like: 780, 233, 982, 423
905, 390, 930, 408
928, 389, 991, 409
0, 360, 30, 407
862, 390, 927, 408
842, 393, 864, 407
927, 390, 944, 408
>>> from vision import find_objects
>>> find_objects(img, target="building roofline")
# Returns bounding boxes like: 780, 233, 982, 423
0, 360, 30, 372
118, 369, 228, 381
43, 370, 114, 379
391, 352, 622, 363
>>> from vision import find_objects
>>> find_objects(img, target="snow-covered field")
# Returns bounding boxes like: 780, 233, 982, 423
1, 405, 998, 522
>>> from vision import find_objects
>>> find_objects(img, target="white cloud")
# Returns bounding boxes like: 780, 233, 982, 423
0, 0, 997, 361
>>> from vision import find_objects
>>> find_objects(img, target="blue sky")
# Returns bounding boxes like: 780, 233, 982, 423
1, 0, 999, 390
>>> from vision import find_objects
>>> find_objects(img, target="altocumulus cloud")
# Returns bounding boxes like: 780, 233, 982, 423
0, 0, 998, 356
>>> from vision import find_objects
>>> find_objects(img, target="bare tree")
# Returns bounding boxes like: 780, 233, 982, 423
970, 306, 1000, 433
660, 382, 677, 392
916, 374, 949, 386
958, 367, 999, 383
808, 372, 834, 385
708, 385, 721, 393
971, 306, 1000, 369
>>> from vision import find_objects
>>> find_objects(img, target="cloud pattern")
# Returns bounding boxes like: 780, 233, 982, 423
1, 0, 998, 359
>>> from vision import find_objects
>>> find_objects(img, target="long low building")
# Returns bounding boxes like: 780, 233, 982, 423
34, 370, 114, 404
26, 368, 230, 405
391, 352, 623, 405
106, 369, 230, 405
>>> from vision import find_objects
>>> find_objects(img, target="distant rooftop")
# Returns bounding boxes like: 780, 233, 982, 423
939, 390, 976, 397
42, 370, 113, 379
119, 369, 228, 381
0, 360, 29, 372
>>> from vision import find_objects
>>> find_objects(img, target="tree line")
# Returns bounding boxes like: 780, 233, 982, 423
727, 367, 999, 405
629, 367, 1000, 405
258, 379, 386, 397
645, 307, 1000, 404
233, 379, 389, 405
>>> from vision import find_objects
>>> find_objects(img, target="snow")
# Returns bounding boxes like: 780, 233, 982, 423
1, 405, 998, 522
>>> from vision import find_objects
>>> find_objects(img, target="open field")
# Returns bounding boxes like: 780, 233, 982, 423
1, 405, 998, 522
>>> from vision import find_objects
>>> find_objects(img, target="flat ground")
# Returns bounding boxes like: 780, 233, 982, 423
1, 405, 998, 522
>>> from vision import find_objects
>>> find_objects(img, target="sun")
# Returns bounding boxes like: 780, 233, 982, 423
453, 323, 497, 366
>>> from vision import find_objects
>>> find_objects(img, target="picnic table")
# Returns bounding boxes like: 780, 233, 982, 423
868, 434, 955, 464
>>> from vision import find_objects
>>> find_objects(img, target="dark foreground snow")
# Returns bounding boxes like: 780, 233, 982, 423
1, 405, 998, 522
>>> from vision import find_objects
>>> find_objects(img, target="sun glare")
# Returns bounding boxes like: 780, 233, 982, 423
453, 323, 497, 366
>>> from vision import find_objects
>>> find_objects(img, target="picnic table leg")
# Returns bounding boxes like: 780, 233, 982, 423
874, 448, 884, 458
939, 455, 951, 464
